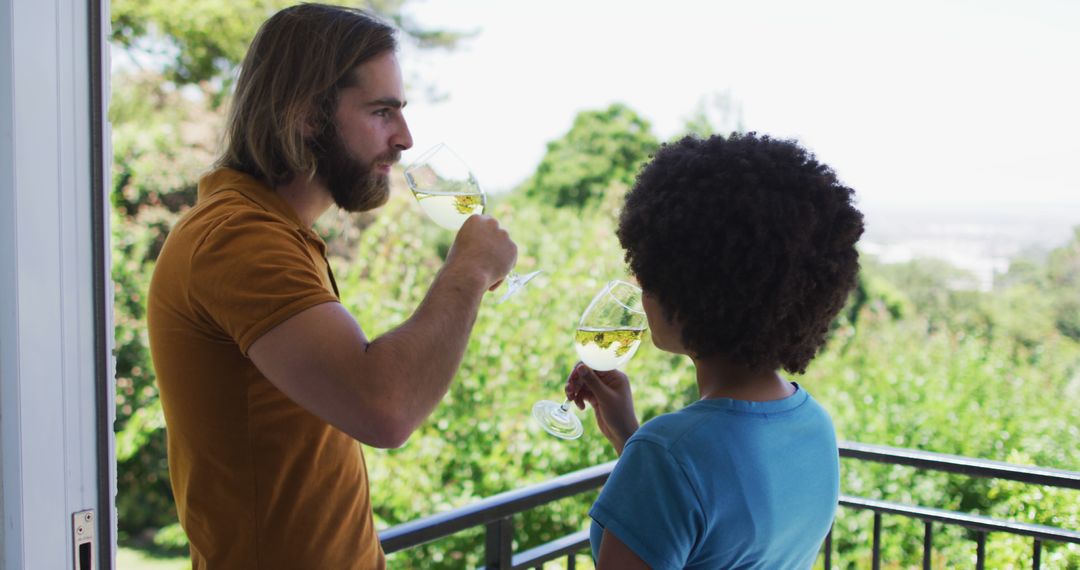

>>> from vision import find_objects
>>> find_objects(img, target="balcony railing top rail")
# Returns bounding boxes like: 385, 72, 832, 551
379, 460, 616, 556
378, 441, 1080, 569
840, 440, 1080, 489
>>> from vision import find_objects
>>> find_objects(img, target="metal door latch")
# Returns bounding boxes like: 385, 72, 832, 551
72, 510, 95, 570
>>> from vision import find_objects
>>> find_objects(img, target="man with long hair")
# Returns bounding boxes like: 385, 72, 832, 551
147, 5, 517, 568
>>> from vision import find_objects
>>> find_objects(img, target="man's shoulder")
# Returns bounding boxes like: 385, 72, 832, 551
171, 190, 297, 251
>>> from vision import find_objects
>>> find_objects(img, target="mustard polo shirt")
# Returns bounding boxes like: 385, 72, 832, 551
148, 168, 385, 569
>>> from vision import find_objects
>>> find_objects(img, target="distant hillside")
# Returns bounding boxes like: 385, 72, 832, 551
859, 203, 1079, 290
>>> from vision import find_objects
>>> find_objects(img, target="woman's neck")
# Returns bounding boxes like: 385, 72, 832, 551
693, 356, 794, 402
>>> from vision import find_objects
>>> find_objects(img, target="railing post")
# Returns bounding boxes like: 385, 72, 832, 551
823, 526, 832, 569
872, 512, 882, 570
1032, 538, 1041, 570
485, 517, 513, 569
975, 531, 986, 570
923, 521, 932, 569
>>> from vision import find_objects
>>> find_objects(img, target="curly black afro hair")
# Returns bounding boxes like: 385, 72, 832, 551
616, 133, 864, 374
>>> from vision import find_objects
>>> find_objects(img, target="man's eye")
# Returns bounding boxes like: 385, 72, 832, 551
374, 109, 390, 118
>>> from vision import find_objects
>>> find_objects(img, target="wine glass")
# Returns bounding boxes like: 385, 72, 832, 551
404, 143, 541, 302
533, 280, 648, 439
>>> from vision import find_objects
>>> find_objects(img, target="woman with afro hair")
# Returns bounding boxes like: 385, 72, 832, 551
567, 132, 864, 569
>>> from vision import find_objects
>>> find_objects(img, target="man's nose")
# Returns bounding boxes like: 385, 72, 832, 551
392, 119, 413, 151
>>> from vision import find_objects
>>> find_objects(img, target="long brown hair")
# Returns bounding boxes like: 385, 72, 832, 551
216, 4, 397, 185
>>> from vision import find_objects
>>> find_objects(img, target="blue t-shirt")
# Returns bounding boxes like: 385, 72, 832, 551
589, 384, 839, 570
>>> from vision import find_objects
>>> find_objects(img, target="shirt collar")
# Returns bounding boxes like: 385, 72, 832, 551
199, 168, 307, 226
197, 167, 326, 248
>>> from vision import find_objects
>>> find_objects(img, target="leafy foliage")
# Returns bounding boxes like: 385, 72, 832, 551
521, 103, 659, 209
1006, 226, 1080, 342
110, 0, 291, 87
812, 308, 1080, 568
110, 0, 469, 91
110, 71, 214, 542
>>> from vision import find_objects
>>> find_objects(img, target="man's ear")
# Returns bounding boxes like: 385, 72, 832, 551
301, 103, 328, 139
301, 114, 318, 139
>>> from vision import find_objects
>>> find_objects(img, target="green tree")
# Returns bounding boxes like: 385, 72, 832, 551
869, 257, 988, 332
110, 69, 221, 549
842, 262, 913, 324
1046, 226, 1080, 340
522, 103, 659, 208
110, 0, 469, 94
995, 226, 1080, 345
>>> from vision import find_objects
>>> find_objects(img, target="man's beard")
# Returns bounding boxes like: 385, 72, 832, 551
309, 124, 399, 213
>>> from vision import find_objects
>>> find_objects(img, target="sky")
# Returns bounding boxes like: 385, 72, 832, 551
396, 0, 1080, 211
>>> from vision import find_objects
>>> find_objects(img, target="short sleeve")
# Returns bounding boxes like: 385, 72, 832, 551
188, 210, 339, 354
589, 439, 704, 570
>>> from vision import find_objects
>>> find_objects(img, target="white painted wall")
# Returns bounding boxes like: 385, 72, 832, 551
0, 0, 114, 568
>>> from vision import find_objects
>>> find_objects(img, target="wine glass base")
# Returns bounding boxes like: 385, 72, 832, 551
532, 400, 583, 440
498, 270, 543, 303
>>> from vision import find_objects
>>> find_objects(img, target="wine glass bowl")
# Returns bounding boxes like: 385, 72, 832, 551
574, 280, 647, 371
404, 143, 540, 302
404, 143, 485, 231
533, 280, 647, 440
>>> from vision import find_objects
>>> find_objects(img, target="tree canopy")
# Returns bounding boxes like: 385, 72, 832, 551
110, 0, 469, 89
522, 103, 659, 209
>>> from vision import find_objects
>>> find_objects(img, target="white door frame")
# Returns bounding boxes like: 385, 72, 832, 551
0, 0, 115, 567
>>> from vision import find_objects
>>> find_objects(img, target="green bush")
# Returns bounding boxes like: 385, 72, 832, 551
810, 310, 1080, 567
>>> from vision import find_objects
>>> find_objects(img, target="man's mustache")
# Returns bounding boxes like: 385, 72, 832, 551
376, 150, 401, 166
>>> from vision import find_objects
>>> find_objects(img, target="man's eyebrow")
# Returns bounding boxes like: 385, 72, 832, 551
366, 97, 406, 109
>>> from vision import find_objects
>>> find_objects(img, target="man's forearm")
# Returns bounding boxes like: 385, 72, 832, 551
361, 262, 489, 439
248, 216, 516, 449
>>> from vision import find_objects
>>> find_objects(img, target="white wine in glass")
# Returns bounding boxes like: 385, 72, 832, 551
413, 188, 485, 231
573, 327, 646, 371
533, 280, 648, 440
404, 143, 540, 301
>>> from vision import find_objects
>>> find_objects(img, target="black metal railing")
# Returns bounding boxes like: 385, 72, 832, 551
379, 461, 614, 569
827, 442, 1080, 570
378, 442, 1080, 569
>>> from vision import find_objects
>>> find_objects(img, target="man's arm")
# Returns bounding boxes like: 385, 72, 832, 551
248, 215, 515, 448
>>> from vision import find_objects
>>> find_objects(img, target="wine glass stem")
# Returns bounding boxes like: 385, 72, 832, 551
559, 399, 571, 413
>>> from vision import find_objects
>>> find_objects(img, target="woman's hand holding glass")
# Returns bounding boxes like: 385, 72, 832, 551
566, 364, 639, 454
532, 280, 648, 440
